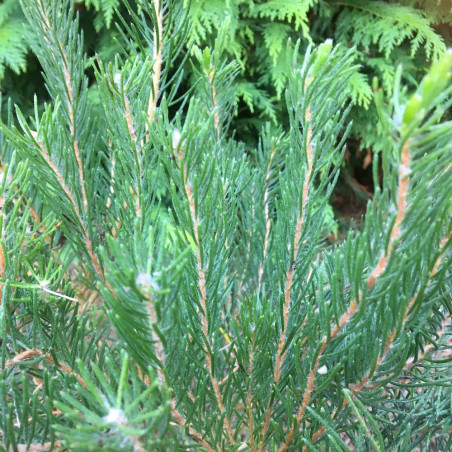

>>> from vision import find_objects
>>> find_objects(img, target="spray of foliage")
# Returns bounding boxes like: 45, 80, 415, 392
0, 1, 451, 450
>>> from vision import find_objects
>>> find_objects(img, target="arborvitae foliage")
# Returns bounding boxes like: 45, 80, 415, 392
0, 0, 31, 81
187, 0, 450, 149
0, 1, 451, 451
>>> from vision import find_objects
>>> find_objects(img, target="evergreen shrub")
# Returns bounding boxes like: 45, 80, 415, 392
0, 1, 451, 450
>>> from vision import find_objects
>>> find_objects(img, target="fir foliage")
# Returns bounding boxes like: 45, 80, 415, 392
0, 0, 451, 451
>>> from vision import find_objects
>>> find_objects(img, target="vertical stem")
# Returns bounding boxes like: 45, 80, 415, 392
147, 0, 163, 125
173, 135, 235, 444
209, 71, 221, 138
184, 174, 235, 444
36, 0, 88, 214
123, 90, 142, 219
0, 189, 5, 306
258, 145, 277, 289
145, 291, 212, 450
258, 88, 314, 452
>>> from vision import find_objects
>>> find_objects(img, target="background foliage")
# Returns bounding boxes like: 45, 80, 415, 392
1, 0, 452, 226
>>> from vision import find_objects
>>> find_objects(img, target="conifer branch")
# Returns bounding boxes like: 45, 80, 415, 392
177, 151, 235, 445
368, 139, 411, 289
279, 300, 359, 451
32, 133, 115, 297
358, 233, 450, 389
5, 349, 88, 390
288, 138, 413, 449
258, 144, 276, 289
170, 403, 215, 451
209, 70, 221, 138
247, 332, 256, 452
309, 258, 450, 448
259, 82, 314, 451
32, 133, 80, 218
36, 0, 88, 214
145, 292, 211, 450
307, 196, 449, 449
147, 0, 163, 125
0, 190, 5, 307
122, 85, 142, 218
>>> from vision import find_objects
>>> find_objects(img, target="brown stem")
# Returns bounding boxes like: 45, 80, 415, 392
368, 139, 411, 289
258, 145, 277, 289
279, 301, 358, 451
247, 332, 256, 451
5, 349, 88, 389
123, 90, 142, 218
185, 175, 235, 444
258, 92, 314, 452
37, 0, 88, 214
147, 0, 163, 125
306, 147, 450, 449
33, 135, 116, 298
209, 71, 221, 138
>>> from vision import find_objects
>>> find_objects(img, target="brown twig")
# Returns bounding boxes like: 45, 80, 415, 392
258, 82, 314, 452
147, 0, 163, 125
122, 85, 142, 218
209, 70, 221, 138
173, 135, 235, 444
32, 135, 116, 298
185, 175, 235, 444
37, 0, 88, 214
258, 144, 277, 289
306, 143, 450, 449
247, 331, 256, 452
4, 349, 88, 389
0, 188, 5, 307
367, 139, 410, 289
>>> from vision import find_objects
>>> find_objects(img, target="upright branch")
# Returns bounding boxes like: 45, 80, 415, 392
142, 284, 212, 451
280, 102, 414, 452
147, 0, 163, 125
209, 69, 221, 138
36, 0, 88, 214
0, 186, 5, 306
257, 144, 277, 289
368, 139, 411, 289
302, 139, 417, 449
117, 76, 142, 218
175, 144, 235, 445
259, 79, 314, 451
31, 133, 113, 295
308, 234, 450, 448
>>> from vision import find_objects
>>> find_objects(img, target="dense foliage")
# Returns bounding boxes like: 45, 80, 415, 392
0, 0, 451, 451
1, 1, 452, 142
